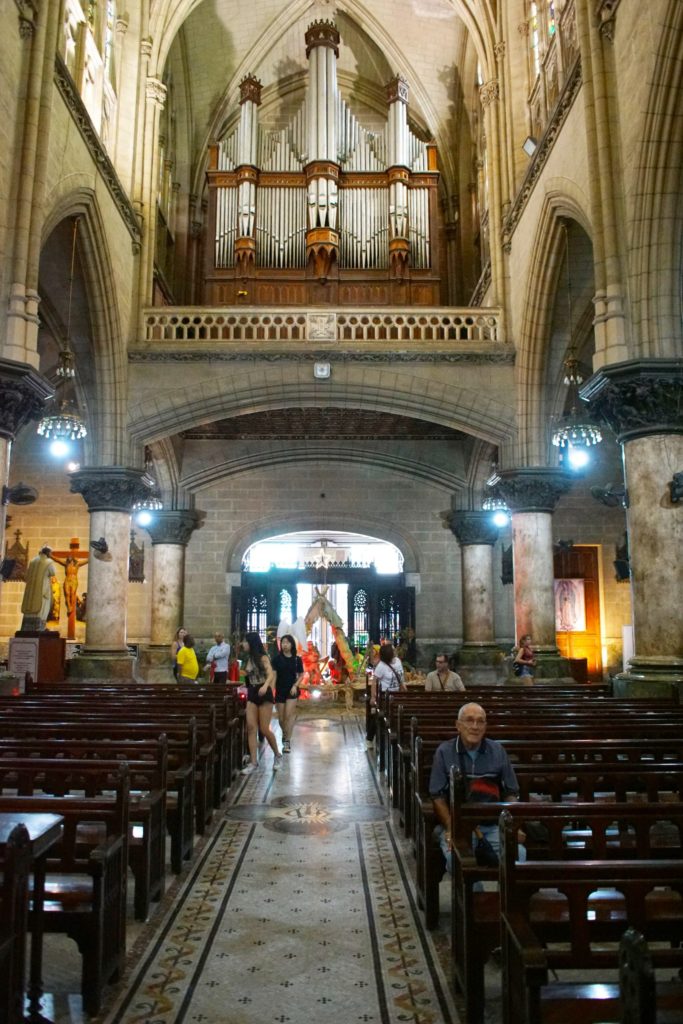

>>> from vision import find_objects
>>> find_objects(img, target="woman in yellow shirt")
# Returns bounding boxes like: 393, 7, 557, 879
176, 635, 199, 682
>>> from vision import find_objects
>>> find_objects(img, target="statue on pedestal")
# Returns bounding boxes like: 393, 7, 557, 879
20, 546, 56, 632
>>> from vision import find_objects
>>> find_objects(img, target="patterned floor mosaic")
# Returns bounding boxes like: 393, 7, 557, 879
102, 711, 458, 1024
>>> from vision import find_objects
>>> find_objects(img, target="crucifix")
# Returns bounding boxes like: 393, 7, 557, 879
51, 537, 89, 640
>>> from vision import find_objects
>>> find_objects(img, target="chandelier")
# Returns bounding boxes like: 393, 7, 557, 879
551, 222, 602, 453
37, 218, 88, 442
482, 494, 508, 513
132, 494, 163, 513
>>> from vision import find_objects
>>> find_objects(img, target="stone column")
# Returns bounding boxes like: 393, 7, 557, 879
137, 511, 202, 681
68, 467, 153, 678
0, 359, 53, 543
496, 468, 572, 677
581, 359, 683, 695
449, 511, 502, 683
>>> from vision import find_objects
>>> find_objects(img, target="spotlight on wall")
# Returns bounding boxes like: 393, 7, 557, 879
522, 135, 538, 157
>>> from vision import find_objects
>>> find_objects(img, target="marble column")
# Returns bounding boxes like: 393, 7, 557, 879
147, 511, 202, 645
496, 468, 572, 676
68, 467, 154, 678
0, 358, 53, 548
449, 511, 498, 650
581, 358, 683, 695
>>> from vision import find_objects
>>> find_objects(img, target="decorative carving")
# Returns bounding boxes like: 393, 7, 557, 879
235, 236, 256, 275
146, 77, 167, 108
502, 59, 582, 249
54, 55, 141, 247
145, 510, 202, 547
305, 20, 340, 57
494, 40, 506, 61
140, 37, 153, 60
306, 227, 338, 282
386, 76, 409, 105
580, 358, 683, 443
239, 75, 262, 106
496, 468, 572, 513
479, 79, 500, 107
389, 237, 410, 281
596, 0, 621, 40
4, 529, 28, 581
0, 359, 53, 440
129, 348, 515, 366
448, 511, 499, 547
70, 468, 155, 513
306, 313, 337, 342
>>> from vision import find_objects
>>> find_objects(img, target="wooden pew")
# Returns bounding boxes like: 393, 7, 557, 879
0, 823, 31, 1024
0, 765, 130, 1016
498, 808, 683, 1024
619, 927, 683, 1024
0, 756, 166, 921
0, 725, 195, 874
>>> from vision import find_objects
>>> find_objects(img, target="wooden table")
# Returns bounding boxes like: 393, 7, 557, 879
0, 812, 63, 1024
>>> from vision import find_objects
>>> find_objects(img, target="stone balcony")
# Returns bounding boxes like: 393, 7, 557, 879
136, 306, 508, 356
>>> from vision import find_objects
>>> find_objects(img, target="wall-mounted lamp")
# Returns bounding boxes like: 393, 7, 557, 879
522, 135, 538, 157
314, 362, 331, 380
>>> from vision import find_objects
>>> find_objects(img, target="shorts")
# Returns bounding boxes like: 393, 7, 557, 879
275, 688, 298, 704
247, 683, 274, 706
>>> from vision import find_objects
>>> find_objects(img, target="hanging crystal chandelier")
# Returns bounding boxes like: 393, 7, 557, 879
482, 494, 508, 513
37, 218, 88, 442
132, 494, 163, 512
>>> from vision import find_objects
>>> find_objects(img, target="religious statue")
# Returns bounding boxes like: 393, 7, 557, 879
76, 592, 87, 622
48, 573, 61, 623
4, 529, 28, 581
20, 546, 56, 631
52, 538, 89, 640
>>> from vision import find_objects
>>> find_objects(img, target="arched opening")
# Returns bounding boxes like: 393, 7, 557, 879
234, 530, 413, 659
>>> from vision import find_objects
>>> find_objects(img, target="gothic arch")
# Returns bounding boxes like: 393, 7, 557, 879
223, 512, 422, 574
513, 184, 593, 465
181, 445, 466, 494
40, 188, 128, 465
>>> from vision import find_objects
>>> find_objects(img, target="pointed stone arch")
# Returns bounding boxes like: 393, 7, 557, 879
513, 184, 593, 465
40, 188, 128, 465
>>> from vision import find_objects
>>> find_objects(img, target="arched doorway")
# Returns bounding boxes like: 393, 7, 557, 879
232, 532, 415, 658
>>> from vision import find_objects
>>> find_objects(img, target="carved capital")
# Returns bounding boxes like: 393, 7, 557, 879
140, 37, 153, 60
496, 468, 572, 513
595, 0, 621, 40
449, 511, 499, 547
70, 467, 155, 513
479, 79, 500, 108
146, 77, 167, 108
580, 358, 683, 443
386, 75, 409, 105
145, 510, 202, 546
494, 40, 506, 61
0, 359, 53, 441
305, 20, 340, 58
239, 75, 262, 106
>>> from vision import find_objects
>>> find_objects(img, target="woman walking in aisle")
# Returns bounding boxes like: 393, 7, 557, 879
272, 634, 304, 753
240, 631, 282, 774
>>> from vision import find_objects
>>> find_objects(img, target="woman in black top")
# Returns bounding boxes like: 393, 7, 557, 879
272, 634, 304, 753
240, 632, 281, 774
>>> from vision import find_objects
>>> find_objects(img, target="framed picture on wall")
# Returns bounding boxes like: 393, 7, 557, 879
554, 578, 586, 632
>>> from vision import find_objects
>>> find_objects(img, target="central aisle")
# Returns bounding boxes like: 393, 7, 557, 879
105, 710, 458, 1024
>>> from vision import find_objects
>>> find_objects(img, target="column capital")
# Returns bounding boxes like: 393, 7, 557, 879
70, 467, 154, 512
0, 358, 53, 440
448, 511, 499, 546
145, 510, 203, 546
497, 468, 572, 513
580, 358, 683, 443
386, 75, 409, 105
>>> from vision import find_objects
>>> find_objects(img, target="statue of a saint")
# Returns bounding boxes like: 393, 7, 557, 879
20, 546, 56, 631
48, 573, 61, 623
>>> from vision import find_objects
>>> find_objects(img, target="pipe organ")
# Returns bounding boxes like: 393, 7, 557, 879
205, 20, 441, 306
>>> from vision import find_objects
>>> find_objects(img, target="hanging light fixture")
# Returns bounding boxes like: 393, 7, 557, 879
482, 493, 510, 526
551, 222, 602, 457
37, 218, 87, 442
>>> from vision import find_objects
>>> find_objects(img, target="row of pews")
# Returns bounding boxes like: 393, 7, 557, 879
371, 684, 683, 1024
0, 680, 246, 1021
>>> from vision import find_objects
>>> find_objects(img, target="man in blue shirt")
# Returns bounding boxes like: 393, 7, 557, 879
204, 632, 231, 685
429, 702, 520, 874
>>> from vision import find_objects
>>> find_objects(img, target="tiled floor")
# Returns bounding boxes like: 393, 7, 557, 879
37, 706, 466, 1023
